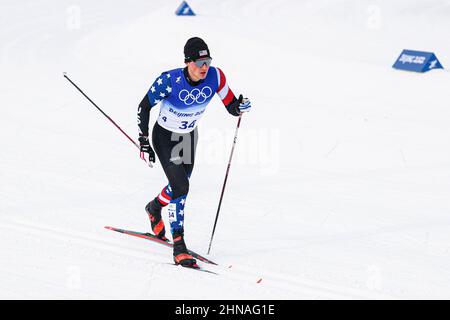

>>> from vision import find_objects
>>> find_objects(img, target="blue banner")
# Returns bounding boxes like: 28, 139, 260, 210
175, 1, 195, 16
393, 49, 443, 72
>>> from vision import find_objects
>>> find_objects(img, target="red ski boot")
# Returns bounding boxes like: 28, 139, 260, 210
145, 199, 168, 241
172, 229, 197, 268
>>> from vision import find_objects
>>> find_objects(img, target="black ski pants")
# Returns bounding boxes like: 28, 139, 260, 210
151, 122, 198, 200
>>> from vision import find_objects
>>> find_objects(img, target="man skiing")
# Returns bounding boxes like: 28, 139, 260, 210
137, 37, 251, 268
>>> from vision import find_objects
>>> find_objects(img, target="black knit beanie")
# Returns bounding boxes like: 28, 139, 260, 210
184, 37, 211, 62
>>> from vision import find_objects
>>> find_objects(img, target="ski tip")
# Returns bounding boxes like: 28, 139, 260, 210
197, 257, 218, 266
198, 257, 218, 265
104, 226, 115, 230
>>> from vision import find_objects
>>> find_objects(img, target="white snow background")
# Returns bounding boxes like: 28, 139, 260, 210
1, 0, 450, 299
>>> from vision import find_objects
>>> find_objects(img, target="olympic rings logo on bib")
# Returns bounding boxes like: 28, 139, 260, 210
178, 86, 213, 105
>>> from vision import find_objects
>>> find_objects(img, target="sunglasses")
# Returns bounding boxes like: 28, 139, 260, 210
193, 57, 212, 68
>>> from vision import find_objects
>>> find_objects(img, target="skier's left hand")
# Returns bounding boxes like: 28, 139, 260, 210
139, 135, 155, 164
238, 94, 251, 113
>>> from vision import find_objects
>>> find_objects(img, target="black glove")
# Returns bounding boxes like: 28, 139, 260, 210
139, 135, 155, 163
237, 95, 251, 113
227, 94, 251, 116
226, 94, 243, 116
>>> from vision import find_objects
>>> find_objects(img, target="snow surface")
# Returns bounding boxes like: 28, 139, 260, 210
1, 0, 450, 299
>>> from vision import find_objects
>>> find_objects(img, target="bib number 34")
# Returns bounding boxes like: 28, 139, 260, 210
179, 120, 196, 130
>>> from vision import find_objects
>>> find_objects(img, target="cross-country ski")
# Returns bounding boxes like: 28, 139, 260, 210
104, 226, 217, 266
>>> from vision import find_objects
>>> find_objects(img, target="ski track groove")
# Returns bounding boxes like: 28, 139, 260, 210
0, 217, 395, 298
0, 218, 167, 263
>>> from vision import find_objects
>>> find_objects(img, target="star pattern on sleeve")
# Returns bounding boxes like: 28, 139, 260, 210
147, 72, 173, 107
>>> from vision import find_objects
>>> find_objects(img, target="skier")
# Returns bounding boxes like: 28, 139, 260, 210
137, 37, 251, 268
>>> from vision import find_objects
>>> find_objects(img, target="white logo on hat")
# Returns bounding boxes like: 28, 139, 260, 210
199, 50, 208, 56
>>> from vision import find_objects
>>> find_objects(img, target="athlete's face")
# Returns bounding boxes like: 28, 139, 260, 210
186, 58, 211, 82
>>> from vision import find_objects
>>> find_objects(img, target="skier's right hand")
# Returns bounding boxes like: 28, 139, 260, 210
237, 95, 252, 113
139, 135, 155, 163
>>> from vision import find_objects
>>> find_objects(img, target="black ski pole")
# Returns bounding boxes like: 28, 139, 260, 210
63, 72, 151, 167
207, 114, 243, 255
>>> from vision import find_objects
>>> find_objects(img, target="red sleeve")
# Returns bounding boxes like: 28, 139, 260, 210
216, 67, 235, 106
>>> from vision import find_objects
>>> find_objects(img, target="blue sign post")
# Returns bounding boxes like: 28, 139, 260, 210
393, 49, 443, 72
175, 1, 195, 16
